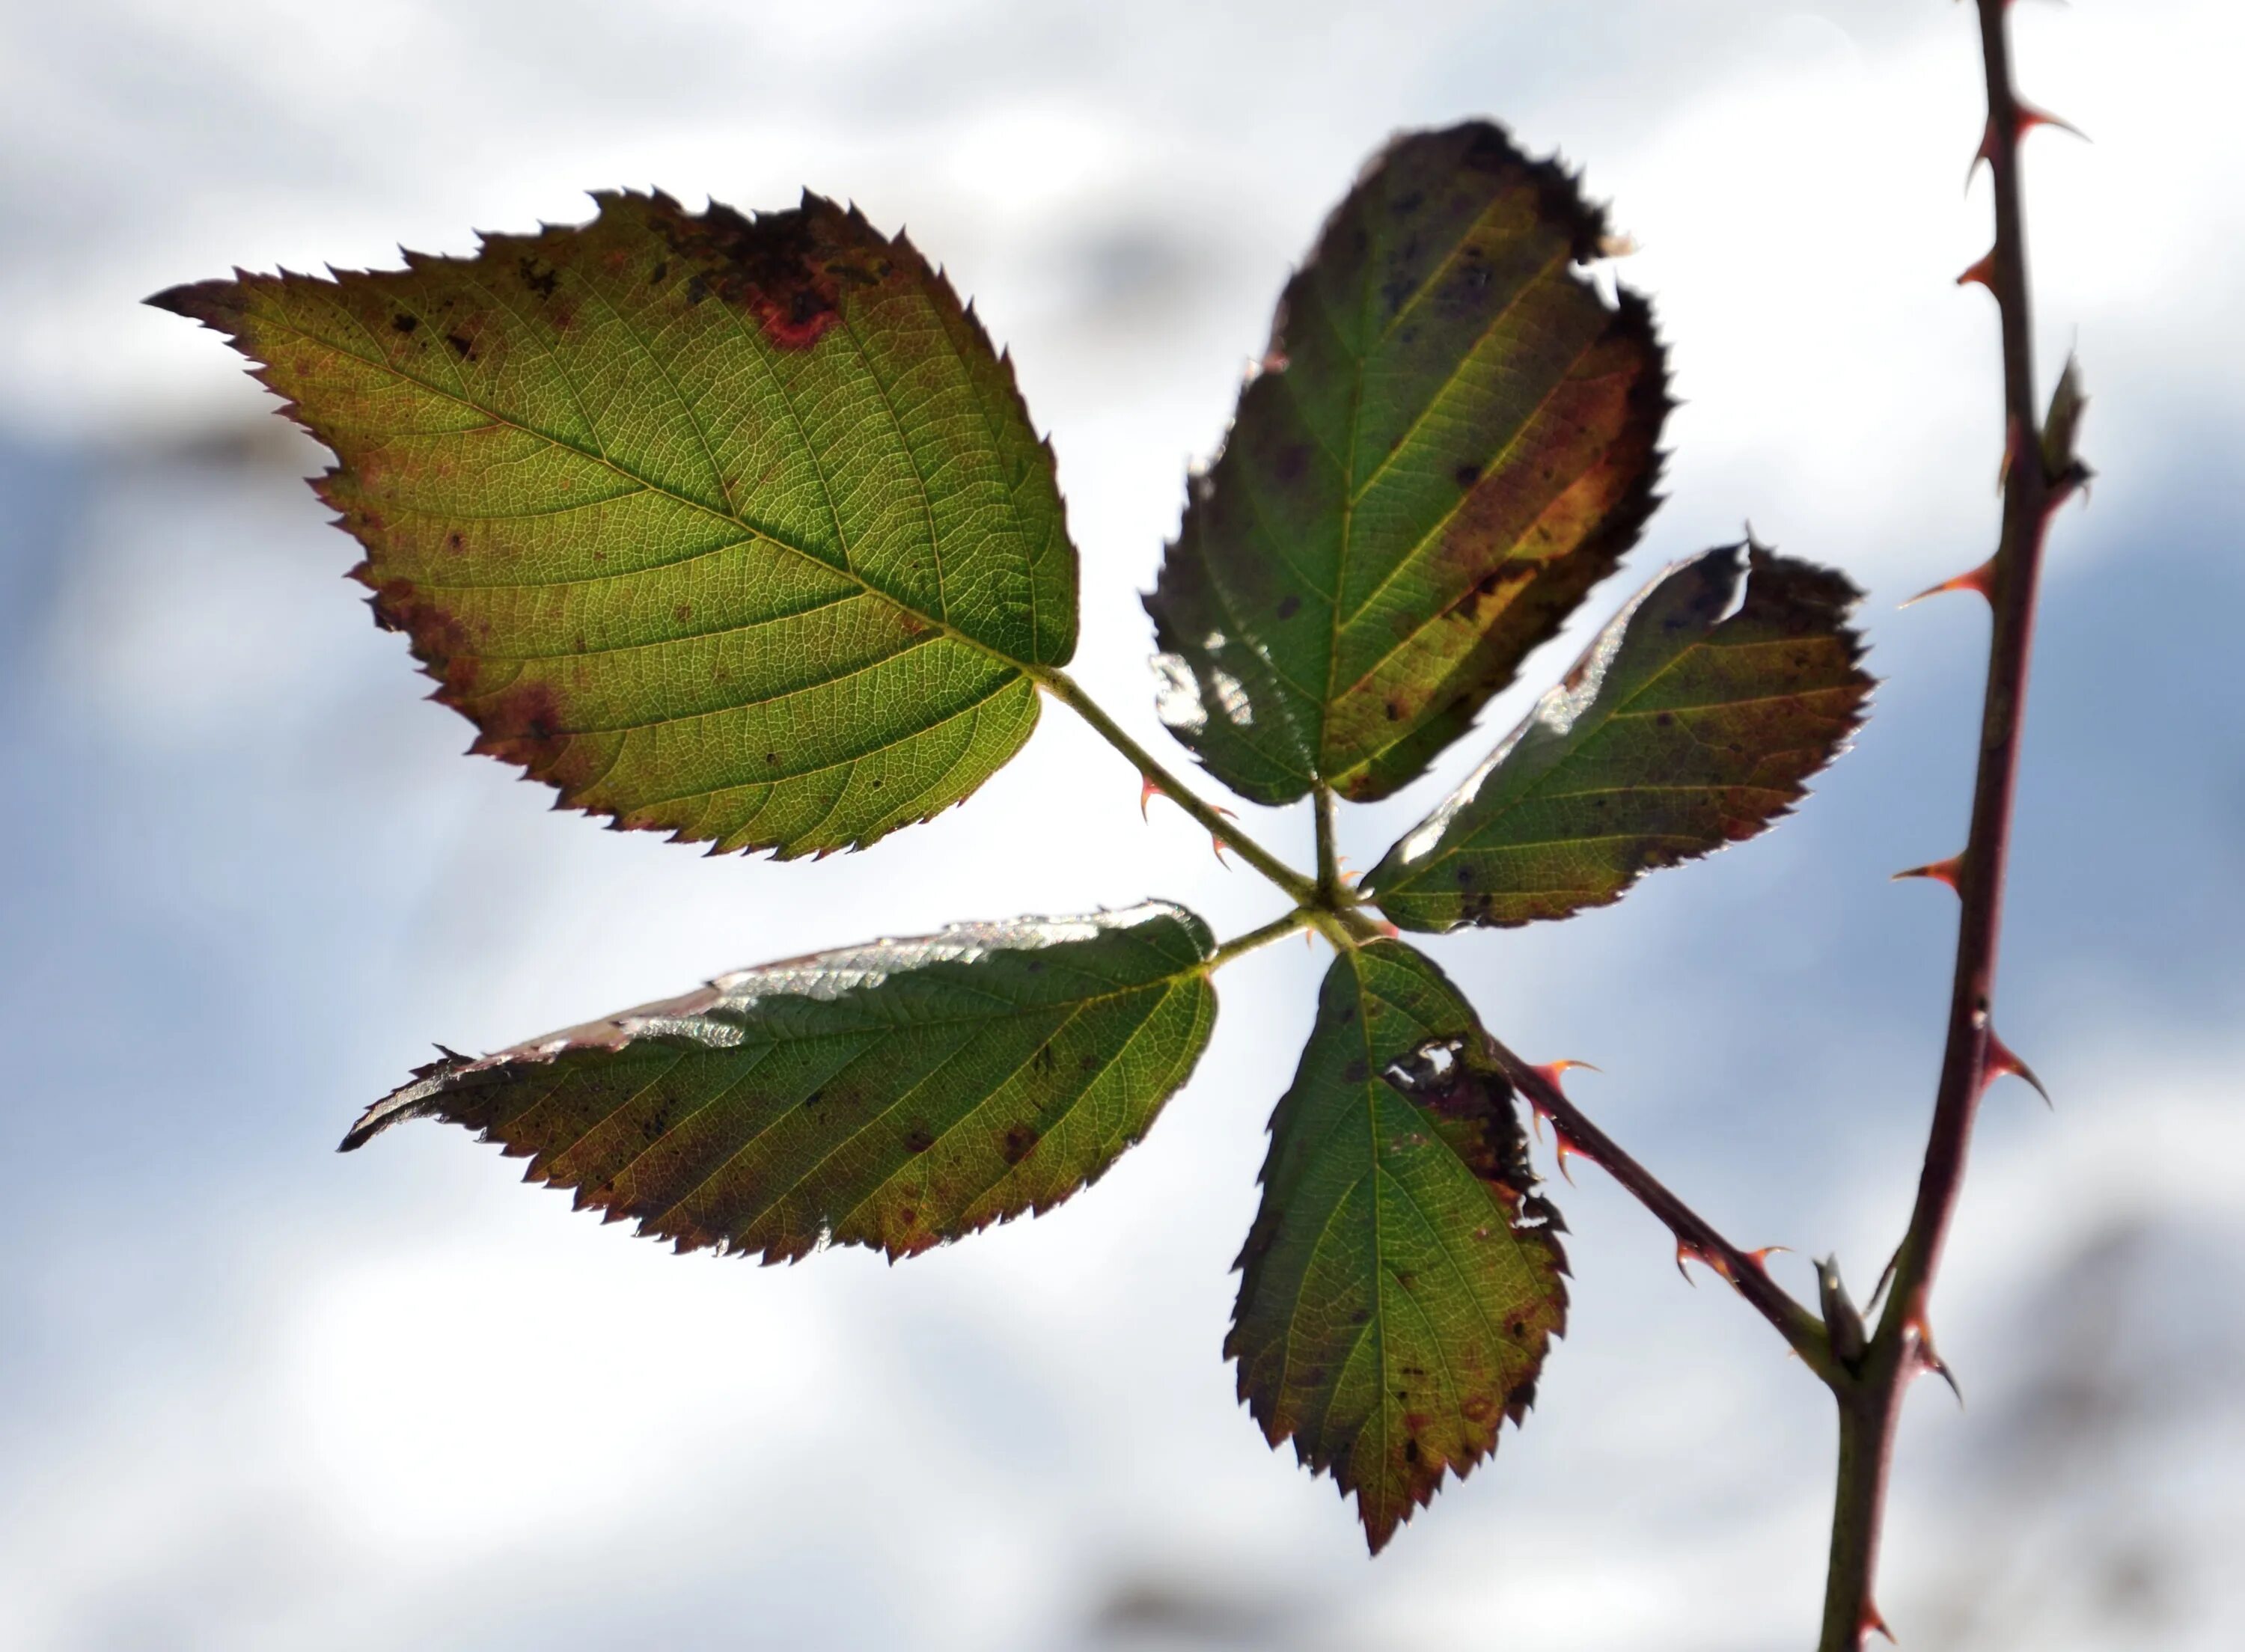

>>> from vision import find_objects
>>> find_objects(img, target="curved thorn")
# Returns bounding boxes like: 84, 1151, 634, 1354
1138, 774, 1161, 822
1892, 854, 1965, 892
2018, 98, 2087, 144
1905, 1308, 1964, 1407
1985, 1032, 2051, 1107
1211, 833, 1232, 868
1676, 1239, 1701, 1284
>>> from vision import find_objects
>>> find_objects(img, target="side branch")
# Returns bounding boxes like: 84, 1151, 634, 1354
1476, 1035, 1839, 1378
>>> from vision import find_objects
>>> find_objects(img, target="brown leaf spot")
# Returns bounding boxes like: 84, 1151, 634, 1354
1001, 1124, 1040, 1165
469, 679, 569, 777
651, 197, 880, 351
905, 1128, 936, 1154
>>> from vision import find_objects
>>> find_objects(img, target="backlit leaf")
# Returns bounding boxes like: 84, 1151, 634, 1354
1363, 544, 1870, 931
341, 903, 1216, 1261
1228, 940, 1566, 1552
1146, 121, 1668, 804
152, 191, 1074, 857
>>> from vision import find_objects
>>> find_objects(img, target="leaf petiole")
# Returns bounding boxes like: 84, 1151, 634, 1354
1033, 667, 1321, 907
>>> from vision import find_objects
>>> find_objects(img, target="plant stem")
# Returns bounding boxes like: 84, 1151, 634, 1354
1487, 1037, 1838, 1377
1205, 908, 1316, 970
1815, 3, 2064, 1642
1034, 667, 1320, 905
1313, 785, 1342, 904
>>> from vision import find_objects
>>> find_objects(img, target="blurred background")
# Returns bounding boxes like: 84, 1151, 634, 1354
1, 2, 2240, 1647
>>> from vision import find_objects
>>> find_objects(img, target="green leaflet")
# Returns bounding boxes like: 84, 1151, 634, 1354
342, 904, 1216, 1261
1146, 122, 1669, 805
152, 192, 1075, 857
1228, 940, 1567, 1552
1363, 545, 1871, 931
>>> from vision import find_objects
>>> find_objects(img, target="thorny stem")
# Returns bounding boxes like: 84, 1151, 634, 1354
1036, 667, 1382, 938
1486, 1038, 1840, 1380
1816, 3, 2066, 1645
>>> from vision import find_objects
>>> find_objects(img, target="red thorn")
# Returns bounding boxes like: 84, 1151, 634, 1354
1901, 559, 1996, 608
1742, 1244, 1790, 1271
1905, 1307, 1964, 1407
1138, 774, 1161, 821
1211, 834, 1232, 867
1957, 248, 1998, 292
1985, 1032, 2050, 1107
1531, 1059, 1601, 1093
1863, 1602, 1896, 1645
1676, 1239, 1702, 1284
1551, 1130, 1586, 1186
2018, 100, 2086, 144
1528, 1104, 1548, 1143
1892, 854, 1964, 892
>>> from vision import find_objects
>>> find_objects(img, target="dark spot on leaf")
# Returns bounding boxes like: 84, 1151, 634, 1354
650, 259, 668, 285
391, 313, 418, 334
1001, 1124, 1039, 1164
516, 256, 559, 300
905, 1128, 935, 1154
445, 331, 474, 361
1277, 593, 1301, 620
445, 530, 464, 552
1343, 1057, 1370, 1084
1454, 462, 1481, 488
650, 197, 872, 350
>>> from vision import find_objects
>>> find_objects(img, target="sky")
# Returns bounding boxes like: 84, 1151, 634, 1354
1, 2, 2241, 1648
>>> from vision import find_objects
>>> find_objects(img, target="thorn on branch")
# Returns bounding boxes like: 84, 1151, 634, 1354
1138, 774, 1161, 821
1957, 248, 1999, 293
1905, 1306, 1965, 1407
1985, 1031, 2050, 1107
1892, 854, 1965, 892
1862, 1600, 1896, 1645
1901, 559, 1997, 608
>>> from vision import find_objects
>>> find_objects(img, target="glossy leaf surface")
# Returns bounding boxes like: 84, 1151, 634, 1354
342, 904, 1215, 1261
153, 192, 1074, 857
1146, 121, 1668, 804
1228, 940, 1566, 1552
1363, 544, 1870, 931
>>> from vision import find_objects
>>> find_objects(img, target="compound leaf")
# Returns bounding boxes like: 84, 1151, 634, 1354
1228, 940, 1566, 1552
1363, 544, 1870, 931
1147, 121, 1669, 805
342, 903, 1216, 1261
152, 192, 1074, 857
